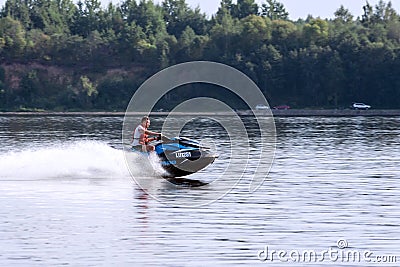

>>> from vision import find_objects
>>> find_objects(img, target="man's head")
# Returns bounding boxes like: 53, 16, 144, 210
141, 116, 150, 127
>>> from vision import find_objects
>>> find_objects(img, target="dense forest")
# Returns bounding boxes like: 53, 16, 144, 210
0, 0, 400, 111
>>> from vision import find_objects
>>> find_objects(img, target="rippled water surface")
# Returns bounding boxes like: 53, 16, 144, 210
0, 115, 399, 266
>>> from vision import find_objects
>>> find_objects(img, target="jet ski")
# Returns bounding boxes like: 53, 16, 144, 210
131, 136, 218, 178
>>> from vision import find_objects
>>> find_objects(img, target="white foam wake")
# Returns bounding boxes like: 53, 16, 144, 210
0, 141, 162, 180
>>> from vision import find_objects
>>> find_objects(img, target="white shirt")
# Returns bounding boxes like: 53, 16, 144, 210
132, 125, 145, 146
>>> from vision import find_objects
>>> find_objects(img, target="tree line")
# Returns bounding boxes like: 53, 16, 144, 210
0, 0, 400, 111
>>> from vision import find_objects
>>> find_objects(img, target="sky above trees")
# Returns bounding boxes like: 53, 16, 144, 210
175, 0, 400, 19
0, 0, 399, 19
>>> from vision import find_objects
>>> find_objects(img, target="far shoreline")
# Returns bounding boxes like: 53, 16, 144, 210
1, 109, 400, 117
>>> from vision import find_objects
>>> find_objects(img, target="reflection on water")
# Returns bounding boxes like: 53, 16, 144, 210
0, 115, 399, 266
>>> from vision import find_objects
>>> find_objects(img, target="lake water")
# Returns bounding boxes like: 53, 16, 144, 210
0, 115, 399, 266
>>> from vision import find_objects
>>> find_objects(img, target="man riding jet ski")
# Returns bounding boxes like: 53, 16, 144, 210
131, 116, 218, 178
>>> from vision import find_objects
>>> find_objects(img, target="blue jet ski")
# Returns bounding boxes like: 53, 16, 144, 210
132, 136, 218, 179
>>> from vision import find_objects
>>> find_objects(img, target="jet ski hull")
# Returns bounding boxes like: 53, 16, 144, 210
159, 153, 217, 178
155, 139, 217, 177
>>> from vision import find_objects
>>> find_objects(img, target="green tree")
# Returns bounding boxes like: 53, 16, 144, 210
216, 0, 234, 19
175, 25, 208, 61
253, 44, 283, 99
29, 0, 75, 34
76, 75, 97, 108
303, 18, 329, 46
1, 0, 32, 29
162, 0, 207, 37
372, 0, 398, 22
120, 0, 137, 23
71, 0, 102, 37
240, 15, 271, 49
362, 0, 398, 26
134, 0, 166, 39
271, 19, 297, 50
387, 18, 400, 43
26, 29, 51, 60
118, 21, 146, 61
231, 0, 259, 19
361, 1, 399, 43
56, 0, 78, 33
261, 0, 289, 20
0, 16, 26, 57
80, 75, 97, 97
19, 70, 41, 107
162, 0, 189, 36
334, 5, 354, 23
362, 1, 374, 26
96, 2, 123, 50
209, 10, 241, 60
